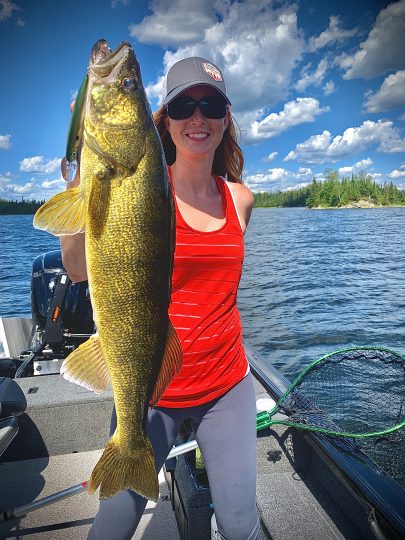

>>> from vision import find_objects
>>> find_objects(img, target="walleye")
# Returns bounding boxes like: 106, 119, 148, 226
34, 41, 182, 501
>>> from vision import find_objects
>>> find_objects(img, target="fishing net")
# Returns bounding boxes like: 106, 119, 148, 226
257, 348, 405, 488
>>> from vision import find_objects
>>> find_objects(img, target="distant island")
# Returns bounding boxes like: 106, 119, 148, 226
1, 171, 404, 214
0, 198, 44, 215
253, 171, 405, 209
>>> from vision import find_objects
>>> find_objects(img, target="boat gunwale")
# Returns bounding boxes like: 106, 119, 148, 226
245, 341, 405, 538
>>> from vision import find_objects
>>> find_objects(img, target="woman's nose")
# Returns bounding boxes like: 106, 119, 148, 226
190, 106, 206, 123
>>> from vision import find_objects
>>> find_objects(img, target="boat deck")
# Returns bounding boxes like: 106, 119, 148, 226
0, 452, 180, 539
0, 373, 377, 540
1, 327, 403, 539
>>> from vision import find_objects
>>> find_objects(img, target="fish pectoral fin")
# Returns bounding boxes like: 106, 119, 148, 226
150, 321, 183, 406
60, 333, 110, 393
33, 186, 86, 236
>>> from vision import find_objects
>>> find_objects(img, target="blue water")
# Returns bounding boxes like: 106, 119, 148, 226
0, 215, 60, 319
1, 209, 404, 378
238, 207, 405, 378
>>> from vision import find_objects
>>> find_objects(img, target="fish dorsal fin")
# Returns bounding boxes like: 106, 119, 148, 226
150, 321, 182, 406
60, 333, 110, 393
33, 187, 86, 236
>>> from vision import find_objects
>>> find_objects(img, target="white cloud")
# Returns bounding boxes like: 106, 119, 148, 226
0, 172, 13, 192
246, 166, 314, 192
389, 169, 405, 178
0, 134, 12, 149
247, 98, 329, 142
364, 71, 405, 112
0, 173, 66, 200
42, 178, 65, 189
264, 152, 278, 162
19, 156, 60, 174
285, 120, 405, 163
144, 1, 304, 114
295, 58, 328, 92
10, 182, 34, 194
338, 158, 374, 175
337, 0, 405, 79
307, 15, 358, 52
296, 167, 314, 178
389, 163, 405, 178
0, 0, 20, 21
129, 0, 217, 47
0, 175, 34, 195
323, 80, 335, 96
265, 168, 289, 182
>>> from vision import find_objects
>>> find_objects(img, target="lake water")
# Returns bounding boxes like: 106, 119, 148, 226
238, 207, 405, 378
0, 208, 404, 379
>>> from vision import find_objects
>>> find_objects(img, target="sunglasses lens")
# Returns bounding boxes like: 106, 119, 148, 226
199, 98, 227, 119
167, 97, 197, 120
167, 96, 227, 120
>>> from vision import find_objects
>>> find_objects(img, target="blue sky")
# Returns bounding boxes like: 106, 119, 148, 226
1, 0, 405, 198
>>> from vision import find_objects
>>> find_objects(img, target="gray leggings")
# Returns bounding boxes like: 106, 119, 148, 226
87, 373, 260, 540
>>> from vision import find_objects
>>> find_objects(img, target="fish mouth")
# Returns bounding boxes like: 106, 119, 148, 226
89, 40, 134, 81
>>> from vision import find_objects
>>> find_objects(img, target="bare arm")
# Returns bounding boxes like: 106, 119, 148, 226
228, 182, 254, 234
60, 170, 88, 282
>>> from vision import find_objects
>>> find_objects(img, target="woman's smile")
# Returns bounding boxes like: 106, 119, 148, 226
185, 131, 210, 141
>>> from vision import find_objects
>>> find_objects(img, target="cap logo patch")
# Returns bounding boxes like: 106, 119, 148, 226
202, 63, 222, 81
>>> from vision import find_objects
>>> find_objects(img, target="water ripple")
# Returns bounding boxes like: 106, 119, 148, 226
239, 207, 405, 378
1, 210, 404, 376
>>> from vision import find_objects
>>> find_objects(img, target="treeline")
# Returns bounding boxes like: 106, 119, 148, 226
253, 170, 405, 208
0, 198, 44, 215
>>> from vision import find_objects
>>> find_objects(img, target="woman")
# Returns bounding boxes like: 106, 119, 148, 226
62, 56, 259, 540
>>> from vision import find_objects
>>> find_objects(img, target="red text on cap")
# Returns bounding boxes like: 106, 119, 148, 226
202, 63, 222, 81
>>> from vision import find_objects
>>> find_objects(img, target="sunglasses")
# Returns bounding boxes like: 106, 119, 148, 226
166, 95, 228, 120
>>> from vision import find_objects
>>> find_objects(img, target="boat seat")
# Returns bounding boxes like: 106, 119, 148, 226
0, 416, 19, 458
0, 377, 27, 419
0, 378, 26, 459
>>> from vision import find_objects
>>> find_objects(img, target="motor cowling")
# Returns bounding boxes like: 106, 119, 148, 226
30, 250, 94, 356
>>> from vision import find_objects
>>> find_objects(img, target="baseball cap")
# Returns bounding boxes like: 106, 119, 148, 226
163, 57, 231, 106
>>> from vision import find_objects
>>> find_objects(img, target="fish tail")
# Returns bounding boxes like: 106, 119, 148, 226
88, 437, 158, 501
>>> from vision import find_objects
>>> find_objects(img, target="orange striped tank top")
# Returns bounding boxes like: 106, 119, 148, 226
157, 170, 249, 408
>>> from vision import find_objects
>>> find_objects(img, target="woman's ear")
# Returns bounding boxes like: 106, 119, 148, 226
165, 115, 171, 132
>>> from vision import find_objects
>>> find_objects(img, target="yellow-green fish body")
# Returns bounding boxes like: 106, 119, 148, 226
34, 42, 182, 501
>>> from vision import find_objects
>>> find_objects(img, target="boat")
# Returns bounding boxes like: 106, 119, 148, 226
0, 250, 404, 539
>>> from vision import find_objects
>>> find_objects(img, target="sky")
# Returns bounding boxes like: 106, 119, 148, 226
1, 0, 405, 198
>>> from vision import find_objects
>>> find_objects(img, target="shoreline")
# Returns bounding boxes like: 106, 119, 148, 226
311, 199, 404, 209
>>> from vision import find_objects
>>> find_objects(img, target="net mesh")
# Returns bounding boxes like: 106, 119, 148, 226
278, 348, 405, 488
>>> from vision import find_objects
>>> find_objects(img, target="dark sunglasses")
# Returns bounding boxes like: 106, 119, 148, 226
166, 95, 228, 120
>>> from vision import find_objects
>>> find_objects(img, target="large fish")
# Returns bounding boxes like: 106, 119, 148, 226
34, 41, 182, 501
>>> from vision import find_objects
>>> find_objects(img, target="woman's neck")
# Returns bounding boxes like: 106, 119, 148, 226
170, 156, 215, 198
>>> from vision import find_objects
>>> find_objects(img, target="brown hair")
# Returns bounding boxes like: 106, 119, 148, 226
153, 107, 245, 184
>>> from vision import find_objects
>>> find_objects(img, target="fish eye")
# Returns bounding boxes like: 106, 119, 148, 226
122, 77, 138, 92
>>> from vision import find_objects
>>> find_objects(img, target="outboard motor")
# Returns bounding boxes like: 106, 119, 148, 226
31, 250, 94, 355
14, 250, 95, 377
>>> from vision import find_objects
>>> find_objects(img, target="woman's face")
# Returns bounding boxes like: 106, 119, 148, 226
165, 85, 230, 162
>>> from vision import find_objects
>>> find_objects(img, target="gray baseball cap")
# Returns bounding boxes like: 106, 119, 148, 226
163, 57, 231, 106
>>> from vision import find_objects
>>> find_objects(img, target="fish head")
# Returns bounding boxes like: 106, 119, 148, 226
84, 41, 152, 176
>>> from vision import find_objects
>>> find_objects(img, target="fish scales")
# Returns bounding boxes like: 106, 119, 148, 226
33, 41, 182, 501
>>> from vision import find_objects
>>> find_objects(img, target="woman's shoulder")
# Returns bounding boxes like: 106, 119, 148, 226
224, 180, 254, 231
228, 181, 253, 203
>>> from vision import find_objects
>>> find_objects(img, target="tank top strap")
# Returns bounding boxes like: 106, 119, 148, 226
214, 176, 243, 233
